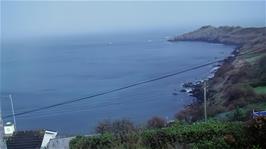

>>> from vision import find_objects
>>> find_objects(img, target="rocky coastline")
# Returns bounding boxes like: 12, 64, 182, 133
180, 49, 238, 102
170, 25, 266, 121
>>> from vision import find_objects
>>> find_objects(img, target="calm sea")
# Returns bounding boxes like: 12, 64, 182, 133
1, 31, 234, 134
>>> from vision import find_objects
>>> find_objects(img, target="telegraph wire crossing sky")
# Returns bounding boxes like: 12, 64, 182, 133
1, 1, 265, 40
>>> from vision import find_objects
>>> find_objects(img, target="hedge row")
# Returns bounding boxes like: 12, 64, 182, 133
70, 119, 265, 149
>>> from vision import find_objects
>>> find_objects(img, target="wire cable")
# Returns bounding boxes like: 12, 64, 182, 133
2, 49, 262, 119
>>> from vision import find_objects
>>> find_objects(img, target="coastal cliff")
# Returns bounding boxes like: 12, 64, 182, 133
170, 26, 266, 121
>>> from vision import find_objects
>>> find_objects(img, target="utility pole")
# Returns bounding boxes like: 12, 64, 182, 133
9, 94, 16, 130
204, 81, 207, 122
0, 97, 7, 149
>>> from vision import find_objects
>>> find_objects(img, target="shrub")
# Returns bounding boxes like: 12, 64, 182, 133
245, 116, 266, 147
94, 118, 138, 146
95, 119, 112, 134
111, 119, 136, 143
191, 137, 230, 149
232, 106, 245, 121
226, 84, 255, 101
224, 84, 256, 108
141, 129, 176, 149
69, 134, 114, 149
141, 120, 240, 149
71, 119, 265, 149
175, 103, 204, 122
256, 56, 266, 81
223, 121, 248, 148
207, 104, 226, 117
147, 116, 167, 129
95, 119, 136, 136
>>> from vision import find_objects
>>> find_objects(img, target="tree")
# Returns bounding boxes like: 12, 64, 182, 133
147, 116, 167, 129
95, 119, 137, 145
95, 120, 112, 134
111, 119, 136, 144
111, 119, 136, 135
233, 106, 245, 121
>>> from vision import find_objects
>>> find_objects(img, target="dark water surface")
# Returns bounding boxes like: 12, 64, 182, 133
1, 32, 234, 134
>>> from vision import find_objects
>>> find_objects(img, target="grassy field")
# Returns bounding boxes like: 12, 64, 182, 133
214, 101, 266, 121
254, 86, 266, 94
244, 52, 266, 64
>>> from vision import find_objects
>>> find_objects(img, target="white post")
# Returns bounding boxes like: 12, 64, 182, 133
9, 95, 16, 131
204, 81, 207, 122
0, 97, 7, 149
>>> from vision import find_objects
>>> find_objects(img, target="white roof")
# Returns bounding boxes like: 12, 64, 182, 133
41, 130, 58, 148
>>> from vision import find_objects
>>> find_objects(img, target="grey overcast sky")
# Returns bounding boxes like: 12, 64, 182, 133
1, 1, 265, 40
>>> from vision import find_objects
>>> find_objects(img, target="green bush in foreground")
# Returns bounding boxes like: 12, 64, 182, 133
141, 120, 247, 149
191, 137, 230, 149
70, 119, 265, 149
69, 134, 115, 149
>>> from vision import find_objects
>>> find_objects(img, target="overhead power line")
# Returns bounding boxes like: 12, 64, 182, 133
2, 49, 261, 119
3, 60, 220, 119
15, 65, 263, 120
